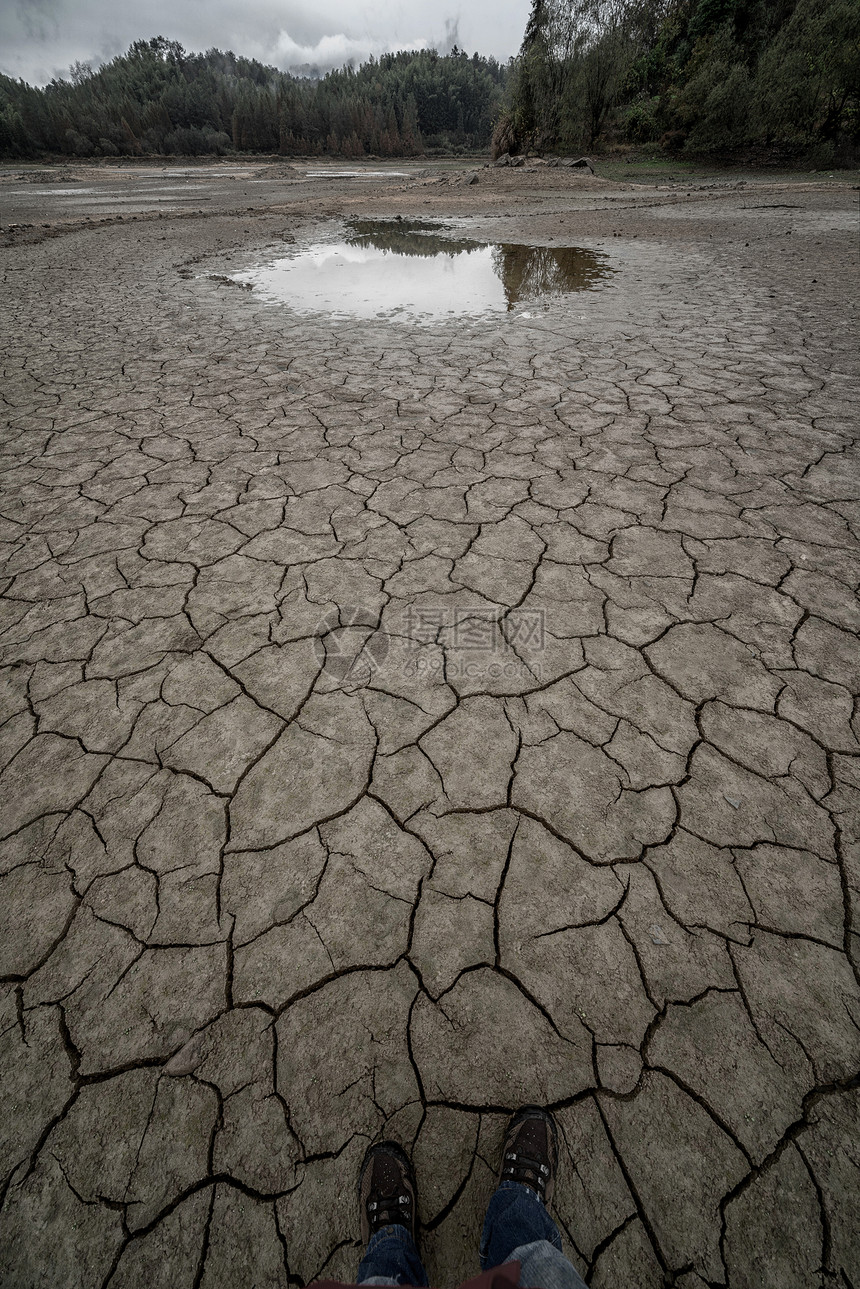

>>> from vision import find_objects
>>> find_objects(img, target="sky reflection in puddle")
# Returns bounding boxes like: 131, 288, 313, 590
235, 219, 614, 322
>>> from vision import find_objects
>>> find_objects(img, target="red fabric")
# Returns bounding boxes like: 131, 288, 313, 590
314, 1261, 522, 1289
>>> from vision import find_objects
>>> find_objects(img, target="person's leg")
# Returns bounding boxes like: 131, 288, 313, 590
508, 1237, 588, 1289
480, 1107, 587, 1289
480, 1179, 564, 1268
357, 1224, 428, 1287
356, 1142, 429, 1287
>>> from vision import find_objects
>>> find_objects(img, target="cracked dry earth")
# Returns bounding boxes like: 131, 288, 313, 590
1, 165, 859, 1289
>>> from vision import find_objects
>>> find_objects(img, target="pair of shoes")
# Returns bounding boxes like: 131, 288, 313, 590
359, 1105, 559, 1247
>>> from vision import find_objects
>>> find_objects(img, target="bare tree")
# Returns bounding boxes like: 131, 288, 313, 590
579, 0, 639, 146
515, 0, 586, 147
513, 0, 648, 149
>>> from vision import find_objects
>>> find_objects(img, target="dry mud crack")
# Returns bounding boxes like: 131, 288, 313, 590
1, 162, 859, 1288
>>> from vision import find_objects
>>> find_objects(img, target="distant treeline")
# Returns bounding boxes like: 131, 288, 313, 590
0, 37, 507, 159
3, 2, 858, 163
500, 0, 860, 160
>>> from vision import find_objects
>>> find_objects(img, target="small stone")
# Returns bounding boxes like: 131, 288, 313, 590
649, 924, 671, 946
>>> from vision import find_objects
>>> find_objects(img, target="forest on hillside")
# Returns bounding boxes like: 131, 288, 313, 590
1, 0, 858, 162
503, 0, 860, 161
0, 39, 507, 159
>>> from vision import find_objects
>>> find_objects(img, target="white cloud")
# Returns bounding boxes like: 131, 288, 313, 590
271, 30, 430, 72
0, 0, 530, 86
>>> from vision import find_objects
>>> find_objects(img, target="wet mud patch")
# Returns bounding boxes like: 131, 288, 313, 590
233, 218, 614, 322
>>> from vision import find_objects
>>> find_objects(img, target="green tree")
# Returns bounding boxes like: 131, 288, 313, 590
754, 0, 860, 142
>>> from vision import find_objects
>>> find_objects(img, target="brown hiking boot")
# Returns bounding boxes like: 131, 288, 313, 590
498, 1106, 559, 1206
358, 1141, 418, 1246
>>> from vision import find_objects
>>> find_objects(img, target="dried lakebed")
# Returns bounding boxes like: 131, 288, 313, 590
0, 163, 858, 1289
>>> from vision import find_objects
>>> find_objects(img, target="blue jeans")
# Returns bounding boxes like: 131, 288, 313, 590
357, 1181, 587, 1289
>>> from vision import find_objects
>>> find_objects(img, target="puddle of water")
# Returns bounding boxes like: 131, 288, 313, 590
13, 185, 206, 197
155, 166, 253, 175
236, 220, 613, 322
304, 170, 409, 179
18, 194, 195, 206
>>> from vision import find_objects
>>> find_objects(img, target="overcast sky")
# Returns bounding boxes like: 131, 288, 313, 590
0, 0, 531, 86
